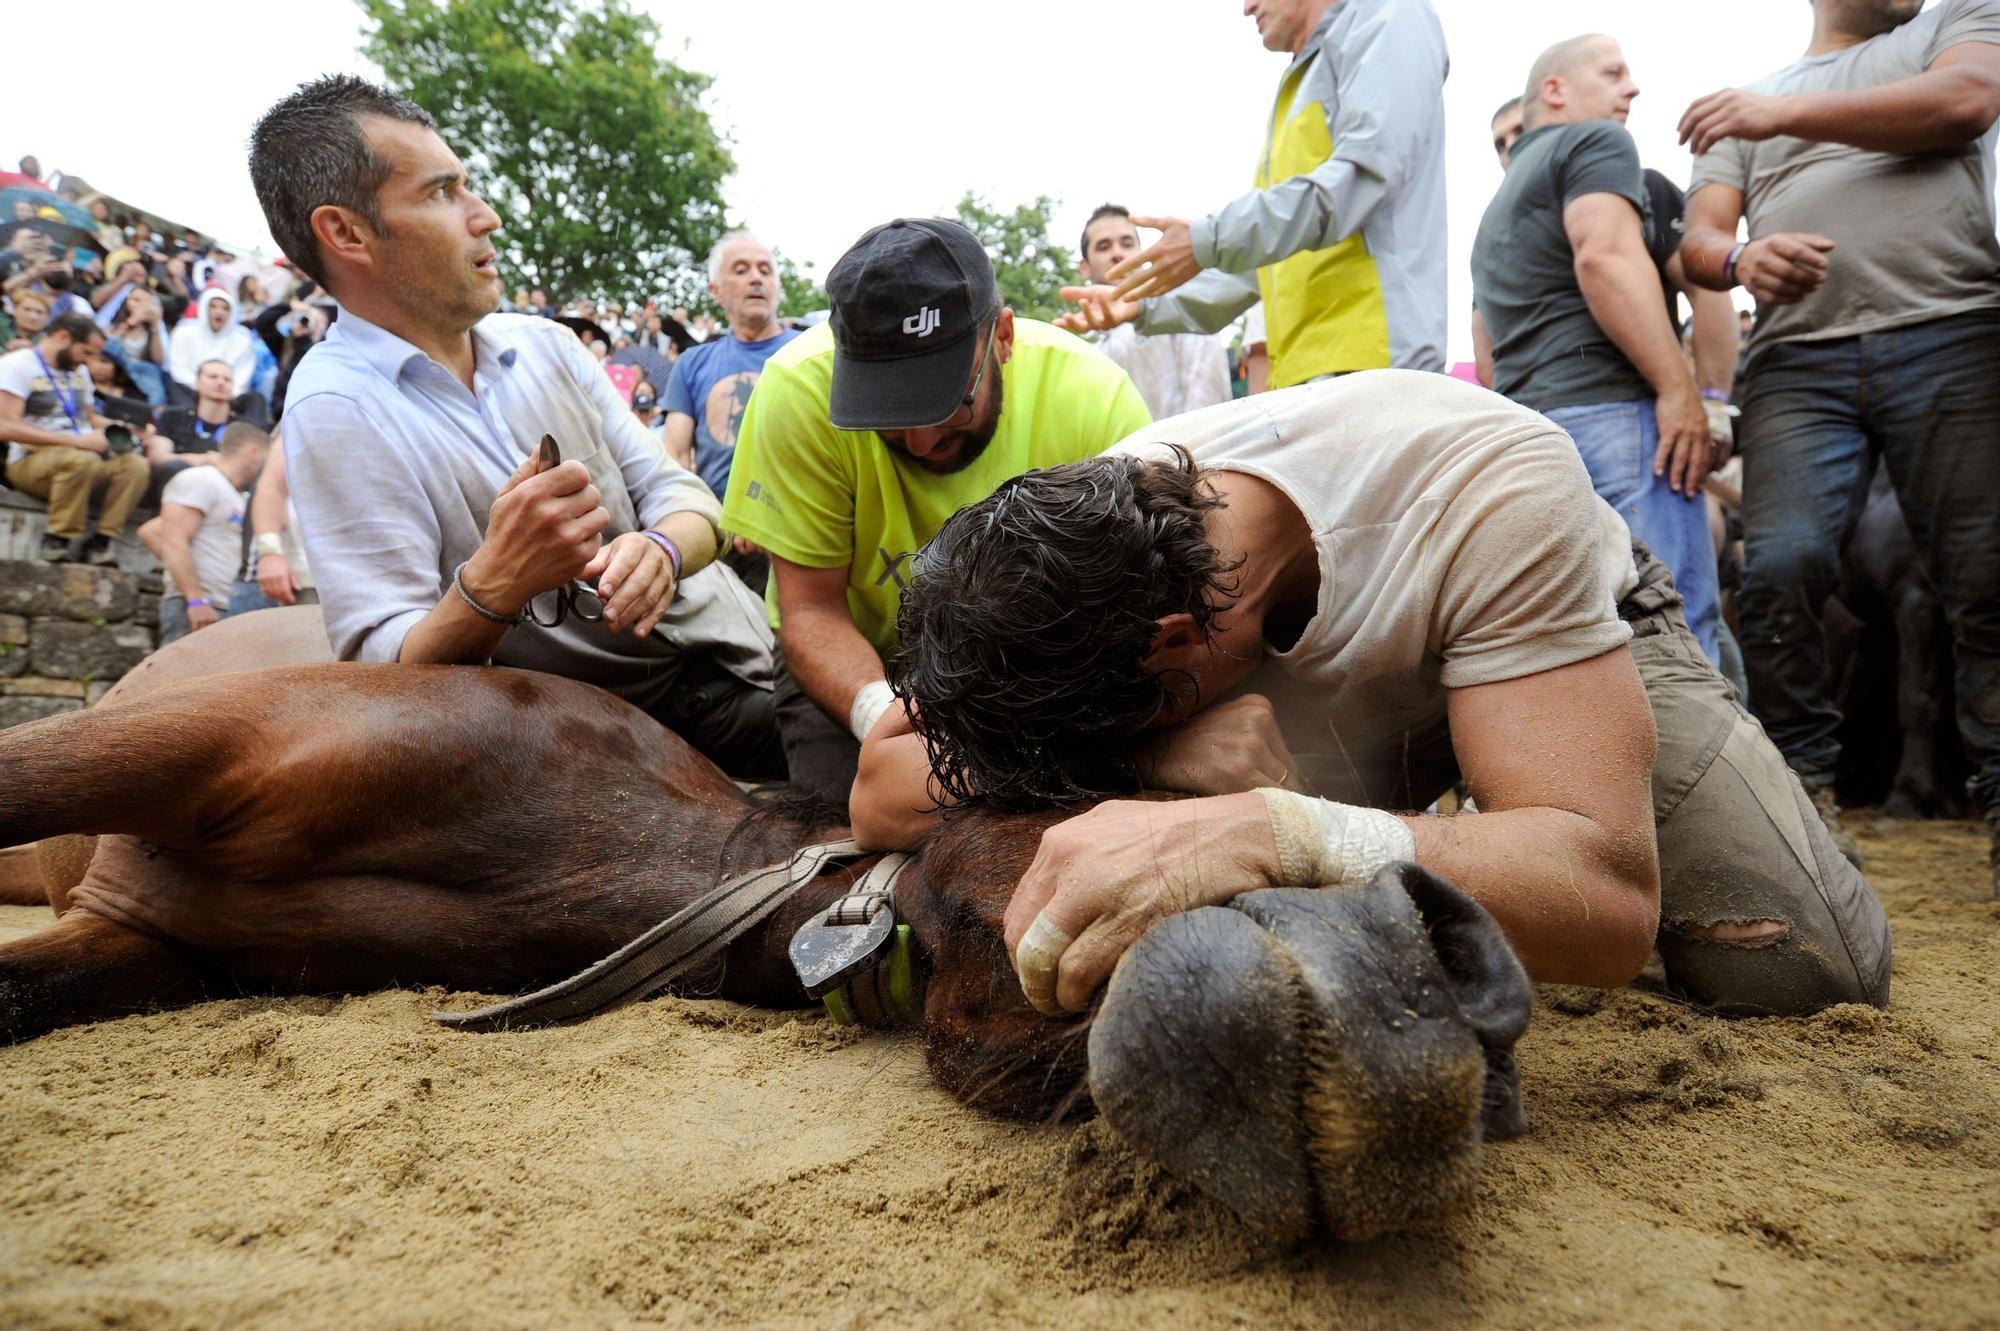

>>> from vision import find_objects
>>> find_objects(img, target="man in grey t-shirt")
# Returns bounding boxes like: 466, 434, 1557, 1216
1677, 0, 2000, 887
1472, 34, 1726, 667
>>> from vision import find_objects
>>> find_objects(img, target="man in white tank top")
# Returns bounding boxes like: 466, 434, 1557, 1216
855, 372, 1889, 1020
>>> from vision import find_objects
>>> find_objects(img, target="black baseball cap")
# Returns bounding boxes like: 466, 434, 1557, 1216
826, 217, 1000, 431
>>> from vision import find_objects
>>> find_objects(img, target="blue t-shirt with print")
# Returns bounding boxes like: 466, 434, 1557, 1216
663, 327, 799, 498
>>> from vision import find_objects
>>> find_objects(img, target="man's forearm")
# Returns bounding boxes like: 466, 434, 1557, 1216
777, 606, 886, 724
1776, 64, 2000, 153
1687, 286, 1738, 397
1403, 807, 1658, 987
654, 509, 718, 579
1678, 223, 1740, 293
1576, 249, 1698, 397
141, 526, 206, 603
0, 421, 88, 451
852, 721, 946, 850
395, 576, 512, 666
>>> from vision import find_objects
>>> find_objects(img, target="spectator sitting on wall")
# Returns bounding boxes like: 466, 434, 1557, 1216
167, 289, 267, 421
0, 311, 152, 565
146, 357, 249, 505
139, 423, 272, 643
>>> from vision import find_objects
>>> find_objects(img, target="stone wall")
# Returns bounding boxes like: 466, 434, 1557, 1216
0, 560, 159, 729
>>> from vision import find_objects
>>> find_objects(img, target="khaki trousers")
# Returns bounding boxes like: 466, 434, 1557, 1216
5, 446, 150, 540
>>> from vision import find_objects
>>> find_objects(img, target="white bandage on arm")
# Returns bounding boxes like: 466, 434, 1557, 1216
847, 679, 896, 742
1258, 788, 1417, 888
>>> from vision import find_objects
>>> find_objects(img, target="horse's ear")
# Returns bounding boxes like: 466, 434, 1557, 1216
1387, 863, 1534, 1141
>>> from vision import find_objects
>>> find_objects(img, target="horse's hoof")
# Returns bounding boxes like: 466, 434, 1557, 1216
1086, 864, 1532, 1244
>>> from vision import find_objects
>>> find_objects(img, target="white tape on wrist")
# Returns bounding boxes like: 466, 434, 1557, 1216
847, 679, 896, 742
1258, 788, 1416, 889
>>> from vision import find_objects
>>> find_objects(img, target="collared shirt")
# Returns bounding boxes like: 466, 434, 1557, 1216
283, 307, 772, 705
1095, 325, 1233, 421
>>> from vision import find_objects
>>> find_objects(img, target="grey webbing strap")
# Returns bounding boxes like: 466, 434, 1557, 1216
431, 837, 873, 1032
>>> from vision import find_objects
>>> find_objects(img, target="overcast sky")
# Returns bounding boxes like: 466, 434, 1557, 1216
10, 0, 1908, 359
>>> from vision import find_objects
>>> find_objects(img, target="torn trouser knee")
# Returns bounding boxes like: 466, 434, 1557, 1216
1625, 547, 1893, 1015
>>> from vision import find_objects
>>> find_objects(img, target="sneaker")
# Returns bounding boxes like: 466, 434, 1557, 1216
1806, 782, 1864, 869
37, 532, 76, 563
82, 533, 120, 567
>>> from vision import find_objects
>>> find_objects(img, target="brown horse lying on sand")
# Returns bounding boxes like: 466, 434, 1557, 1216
0, 608, 1532, 1242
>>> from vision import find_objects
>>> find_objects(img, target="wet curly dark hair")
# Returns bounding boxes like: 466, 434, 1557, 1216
890, 447, 1239, 810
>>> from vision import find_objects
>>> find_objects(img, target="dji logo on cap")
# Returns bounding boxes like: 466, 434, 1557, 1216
902, 306, 941, 337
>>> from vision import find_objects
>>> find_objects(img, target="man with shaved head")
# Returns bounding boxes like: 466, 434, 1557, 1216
1472, 33, 1738, 676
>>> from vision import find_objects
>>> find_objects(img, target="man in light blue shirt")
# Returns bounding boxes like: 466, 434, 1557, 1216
249, 75, 782, 777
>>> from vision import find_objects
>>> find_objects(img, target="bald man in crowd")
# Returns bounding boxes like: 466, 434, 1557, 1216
1472, 33, 1739, 673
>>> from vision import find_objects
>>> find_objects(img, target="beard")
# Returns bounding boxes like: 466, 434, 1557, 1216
1842, 0, 1923, 36
886, 373, 1004, 476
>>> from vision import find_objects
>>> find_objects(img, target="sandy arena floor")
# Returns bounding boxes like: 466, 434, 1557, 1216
1, 815, 1995, 1330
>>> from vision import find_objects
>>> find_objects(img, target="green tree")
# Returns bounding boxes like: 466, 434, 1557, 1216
774, 249, 826, 317
359, 0, 734, 306
951, 192, 1071, 322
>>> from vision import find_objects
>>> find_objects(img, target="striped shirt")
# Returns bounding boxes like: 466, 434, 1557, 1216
283, 308, 772, 703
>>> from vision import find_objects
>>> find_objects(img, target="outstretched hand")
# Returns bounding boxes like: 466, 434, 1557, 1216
1055, 284, 1142, 334
1105, 215, 1203, 303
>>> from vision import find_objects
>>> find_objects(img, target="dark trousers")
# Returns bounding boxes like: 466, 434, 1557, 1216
644, 653, 786, 783
1736, 309, 2000, 812
771, 645, 861, 807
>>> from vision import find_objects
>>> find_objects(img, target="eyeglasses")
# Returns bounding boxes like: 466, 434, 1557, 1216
919, 321, 998, 431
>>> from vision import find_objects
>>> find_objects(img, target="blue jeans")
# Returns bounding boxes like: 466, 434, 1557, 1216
1546, 400, 1722, 667
225, 581, 320, 615
1737, 309, 2000, 811
158, 595, 230, 645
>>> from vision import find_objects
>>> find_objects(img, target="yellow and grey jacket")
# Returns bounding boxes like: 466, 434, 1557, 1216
1139, 0, 1449, 386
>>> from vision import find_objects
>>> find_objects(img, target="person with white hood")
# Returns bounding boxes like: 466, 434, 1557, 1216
167, 288, 265, 419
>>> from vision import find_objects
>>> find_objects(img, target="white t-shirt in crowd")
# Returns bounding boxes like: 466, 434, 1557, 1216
0, 344, 94, 466
1111, 370, 1637, 802
160, 464, 247, 605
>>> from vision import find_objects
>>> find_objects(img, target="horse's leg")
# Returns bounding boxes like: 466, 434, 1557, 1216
0, 844, 48, 907
0, 909, 206, 1043
0, 699, 255, 852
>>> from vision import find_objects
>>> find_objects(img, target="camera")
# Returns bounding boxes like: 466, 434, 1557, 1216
104, 425, 135, 456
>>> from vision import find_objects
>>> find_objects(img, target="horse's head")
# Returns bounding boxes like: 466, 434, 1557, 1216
896, 809, 1534, 1243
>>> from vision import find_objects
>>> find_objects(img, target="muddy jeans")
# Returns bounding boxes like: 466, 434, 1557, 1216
1382, 547, 1892, 1015
1623, 545, 1892, 1014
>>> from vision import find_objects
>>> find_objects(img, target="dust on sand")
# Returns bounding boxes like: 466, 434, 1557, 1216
2, 817, 1995, 1331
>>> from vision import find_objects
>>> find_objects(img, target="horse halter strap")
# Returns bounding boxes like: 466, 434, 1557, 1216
430, 837, 880, 1032
787, 852, 920, 1028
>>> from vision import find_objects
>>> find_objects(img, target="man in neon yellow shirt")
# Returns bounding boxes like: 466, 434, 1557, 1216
722, 218, 1151, 805
1058, 0, 1450, 385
